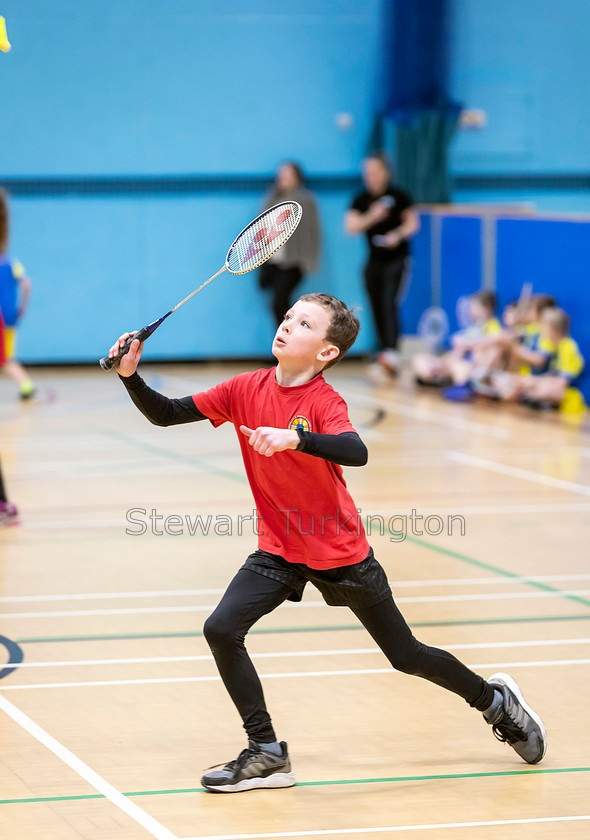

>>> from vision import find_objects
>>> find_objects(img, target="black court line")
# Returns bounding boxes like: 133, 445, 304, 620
358, 408, 387, 430
0, 635, 24, 679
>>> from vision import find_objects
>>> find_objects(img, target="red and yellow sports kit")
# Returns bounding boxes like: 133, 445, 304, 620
121, 367, 495, 746
193, 367, 370, 568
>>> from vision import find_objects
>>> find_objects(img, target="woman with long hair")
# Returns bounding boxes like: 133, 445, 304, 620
259, 162, 321, 326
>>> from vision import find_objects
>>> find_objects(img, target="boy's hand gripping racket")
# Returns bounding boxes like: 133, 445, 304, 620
100, 201, 303, 370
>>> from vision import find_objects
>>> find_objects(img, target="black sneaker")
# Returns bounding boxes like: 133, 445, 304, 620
485, 673, 547, 764
201, 740, 295, 793
414, 375, 452, 388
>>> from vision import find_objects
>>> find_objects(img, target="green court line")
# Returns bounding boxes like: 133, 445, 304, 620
98, 424, 590, 611
1, 766, 589, 806
15, 612, 590, 645
97, 426, 247, 485
405, 535, 590, 610
0, 793, 105, 805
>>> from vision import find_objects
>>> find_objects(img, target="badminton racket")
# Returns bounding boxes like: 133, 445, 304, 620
515, 281, 533, 320
100, 201, 303, 370
417, 306, 450, 354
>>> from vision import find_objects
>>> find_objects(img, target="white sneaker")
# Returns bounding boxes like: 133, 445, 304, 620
367, 362, 390, 385
379, 349, 401, 374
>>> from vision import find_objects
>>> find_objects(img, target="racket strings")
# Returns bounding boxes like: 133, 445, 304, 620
226, 202, 303, 274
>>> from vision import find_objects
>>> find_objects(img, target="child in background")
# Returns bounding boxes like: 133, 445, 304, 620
0, 188, 35, 400
494, 307, 585, 408
463, 301, 522, 398
467, 295, 555, 397
510, 294, 557, 375
0, 307, 19, 526
413, 291, 501, 398
444, 294, 565, 402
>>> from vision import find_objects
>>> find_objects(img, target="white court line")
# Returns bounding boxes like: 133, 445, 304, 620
0, 695, 177, 840
3, 573, 590, 603
345, 391, 511, 439
0, 603, 319, 619
179, 813, 590, 839
15, 638, 590, 670
0, 588, 228, 603
2, 657, 589, 691
13, 501, 590, 531
447, 451, 590, 496
2, 589, 589, 619
25, 518, 128, 529
366, 502, 590, 516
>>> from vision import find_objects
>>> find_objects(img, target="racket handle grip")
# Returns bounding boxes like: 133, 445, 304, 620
99, 327, 151, 371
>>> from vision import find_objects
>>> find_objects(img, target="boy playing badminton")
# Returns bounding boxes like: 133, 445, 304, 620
110, 292, 546, 793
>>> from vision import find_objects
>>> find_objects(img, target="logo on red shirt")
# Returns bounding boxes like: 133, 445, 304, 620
289, 415, 311, 432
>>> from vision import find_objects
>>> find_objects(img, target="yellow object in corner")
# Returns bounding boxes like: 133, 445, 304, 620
560, 387, 587, 425
0, 16, 11, 53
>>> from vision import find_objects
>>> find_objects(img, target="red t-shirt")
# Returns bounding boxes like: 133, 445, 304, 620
193, 367, 369, 569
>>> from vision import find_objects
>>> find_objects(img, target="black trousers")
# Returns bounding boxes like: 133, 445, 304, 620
259, 263, 304, 326
364, 256, 408, 351
203, 568, 493, 743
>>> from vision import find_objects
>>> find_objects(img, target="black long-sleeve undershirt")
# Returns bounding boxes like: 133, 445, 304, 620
119, 372, 367, 467
120, 371, 207, 426
294, 429, 367, 467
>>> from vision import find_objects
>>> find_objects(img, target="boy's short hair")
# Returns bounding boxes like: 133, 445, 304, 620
471, 290, 497, 313
531, 293, 557, 316
542, 306, 570, 336
298, 293, 360, 369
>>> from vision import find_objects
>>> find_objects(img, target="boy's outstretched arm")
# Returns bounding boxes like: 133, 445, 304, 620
240, 425, 367, 467
110, 331, 207, 427
120, 372, 207, 426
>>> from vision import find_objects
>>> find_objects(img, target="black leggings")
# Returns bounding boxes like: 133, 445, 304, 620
364, 257, 408, 351
203, 569, 493, 743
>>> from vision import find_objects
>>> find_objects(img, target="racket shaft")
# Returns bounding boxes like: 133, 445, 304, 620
170, 266, 226, 312
100, 266, 226, 370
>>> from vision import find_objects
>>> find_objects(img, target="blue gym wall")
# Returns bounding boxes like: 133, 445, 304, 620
1, 1, 381, 362
451, 0, 590, 210
452, 0, 590, 175
2, 0, 590, 363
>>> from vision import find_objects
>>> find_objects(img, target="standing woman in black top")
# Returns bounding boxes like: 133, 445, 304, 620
259, 162, 321, 326
346, 156, 420, 379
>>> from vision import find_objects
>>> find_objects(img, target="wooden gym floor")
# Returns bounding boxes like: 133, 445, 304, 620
0, 361, 589, 840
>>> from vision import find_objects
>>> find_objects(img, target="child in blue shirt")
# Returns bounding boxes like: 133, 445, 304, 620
0, 188, 35, 400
